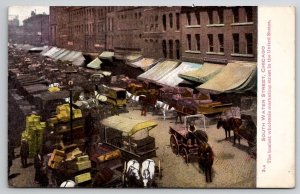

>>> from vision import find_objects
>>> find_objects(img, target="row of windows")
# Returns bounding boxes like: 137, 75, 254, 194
162, 13, 180, 31
186, 33, 253, 54
162, 39, 180, 59
117, 12, 142, 20
186, 7, 253, 26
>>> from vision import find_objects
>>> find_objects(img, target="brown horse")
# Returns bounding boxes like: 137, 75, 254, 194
198, 141, 214, 183
217, 117, 242, 140
139, 89, 159, 116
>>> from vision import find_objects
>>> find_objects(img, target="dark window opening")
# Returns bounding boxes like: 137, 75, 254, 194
187, 12, 191, 25
187, 34, 191, 50
208, 10, 213, 24
169, 40, 173, 59
195, 11, 200, 25
233, 33, 240, 53
233, 8, 239, 23
175, 40, 180, 59
163, 15, 166, 31
195, 34, 200, 51
245, 7, 253, 22
162, 40, 167, 58
169, 13, 173, 28
208, 34, 213, 52
246, 33, 253, 54
218, 10, 224, 24
176, 13, 180, 30
218, 34, 224, 53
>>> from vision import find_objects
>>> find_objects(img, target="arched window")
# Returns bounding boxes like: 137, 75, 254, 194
162, 40, 167, 58
169, 40, 173, 59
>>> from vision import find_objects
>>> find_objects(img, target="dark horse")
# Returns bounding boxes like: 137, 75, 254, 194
198, 141, 214, 183
217, 117, 242, 140
192, 130, 213, 183
139, 89, 158, 116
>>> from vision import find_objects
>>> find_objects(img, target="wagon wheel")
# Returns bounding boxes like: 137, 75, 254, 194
180, 147, 189, 164
170, 135, 179, 155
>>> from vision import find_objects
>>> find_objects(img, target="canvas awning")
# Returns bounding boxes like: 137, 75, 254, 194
42, 47, 59, 57
87, 57, 102, 69
54, 50, 72, 61
156, 62, 202, 87
197, 62, 257, 93
51, 49, 66, 59
99, 51, 114, 61
138, 60, 181, 83
101, 115, 158, 137
125, 54, 143, 62
129, 58, 158, 71
179, 63, 224, 83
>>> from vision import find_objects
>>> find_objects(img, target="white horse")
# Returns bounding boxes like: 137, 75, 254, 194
126, 91, 144, 108
141, 159, 156, 188
155, 101, 176, 120
124, 159, 141, 187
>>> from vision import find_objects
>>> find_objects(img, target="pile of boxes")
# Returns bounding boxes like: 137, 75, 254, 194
21, 114, 46, 157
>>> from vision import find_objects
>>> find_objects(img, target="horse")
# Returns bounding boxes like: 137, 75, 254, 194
198, 141, 214, 183
141, 159, 156, 188
139, 90, 158, 116
217, 117, 242, 140
154, 101, 176, 120
124, 159, 141, 188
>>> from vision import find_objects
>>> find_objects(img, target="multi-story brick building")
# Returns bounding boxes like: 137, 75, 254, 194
180, 6, 257, 63
49, 6, 257, 63
8, 16, 24, 44
23, 11, 50, 46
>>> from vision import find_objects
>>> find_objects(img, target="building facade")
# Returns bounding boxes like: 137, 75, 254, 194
23, 11, 50, 46
49, 6, 257, 62
180, 6, 257, 63
8, 16, 24, 44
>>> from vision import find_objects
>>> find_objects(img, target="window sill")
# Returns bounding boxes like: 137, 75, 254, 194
185, 25, 201, 28
206, 52, 225, 56
206, 24, 225, 27
231, 53, 254, 57
231, 22, 254, 26
185, 50, 201, 54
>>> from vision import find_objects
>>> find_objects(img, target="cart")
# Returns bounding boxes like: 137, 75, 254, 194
169, 114, 208, 163
100, 115, 158, 162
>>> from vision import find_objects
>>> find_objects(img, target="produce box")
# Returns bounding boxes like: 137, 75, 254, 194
75, 172, 91, 184
77, 155, 89, 162
76, 160, 91, 171
97, 150, 121, 163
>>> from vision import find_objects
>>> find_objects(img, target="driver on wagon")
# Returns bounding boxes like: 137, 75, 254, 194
187, 121, 197, 146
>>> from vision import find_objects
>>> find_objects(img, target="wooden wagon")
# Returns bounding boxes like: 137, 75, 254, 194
169, 114, 208, 163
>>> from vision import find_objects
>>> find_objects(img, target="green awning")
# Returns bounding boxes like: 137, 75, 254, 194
87, 57, 102, 70
179, 63, 224, 83
197, 62, 257, 93
101, 115, 158, 137
99, 51, 114, 61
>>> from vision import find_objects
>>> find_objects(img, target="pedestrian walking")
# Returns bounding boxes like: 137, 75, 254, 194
20, 139, 29, 168
34, 151, 43, 184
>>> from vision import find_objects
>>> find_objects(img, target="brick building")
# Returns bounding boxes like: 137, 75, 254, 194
8, 16, 24, 44
49, 6, 257, 63
23, 11, 49, 46
180, 6, 257, 63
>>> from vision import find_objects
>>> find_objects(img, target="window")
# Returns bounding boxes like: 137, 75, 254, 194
233, 33, 240, 53
208, 10, 213, 24
187, 34, 191, 50
155, 15, 158, 21
176, 13, 180, 30
208, 34, 213, 52
195, 34, 200, 51
195, 11, 200, 25
175, 40, 180, 59
246, 33, 253, 54
163, 15, 166, 31
218, 34, 224, 52
233, 8, 239, 23
187, 12, 191, 25
218, 10, 224, 24
245, 7, 253, 22
169, 13, 173, 28
162, 40, 167, 58
169, 40, 173, 59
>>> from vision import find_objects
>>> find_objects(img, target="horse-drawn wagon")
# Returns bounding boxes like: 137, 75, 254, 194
169, 114, 214, 182
100, 115, 158, 162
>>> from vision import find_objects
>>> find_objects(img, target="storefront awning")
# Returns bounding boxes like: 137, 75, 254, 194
128, 58, 158, 71
125, 54, 143, 62
51, 49, 66, 59
157, 62, 202, 87
42, 47, 59, 57
197, 62, 257, 93
179, 63, 224, 83
87, 57, 102, 70
54, 50, 72, 61
101, 115, 157, 137
137, 60, 181, 83
99, 51, 114, 61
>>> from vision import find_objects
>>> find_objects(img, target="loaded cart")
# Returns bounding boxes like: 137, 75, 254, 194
100, 115, 158, 162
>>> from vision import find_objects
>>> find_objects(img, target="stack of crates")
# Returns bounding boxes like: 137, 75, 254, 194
56, 104, 82, 122
21, 114, 46, 157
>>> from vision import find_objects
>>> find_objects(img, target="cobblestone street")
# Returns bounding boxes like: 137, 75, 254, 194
9, 108, 256, 188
